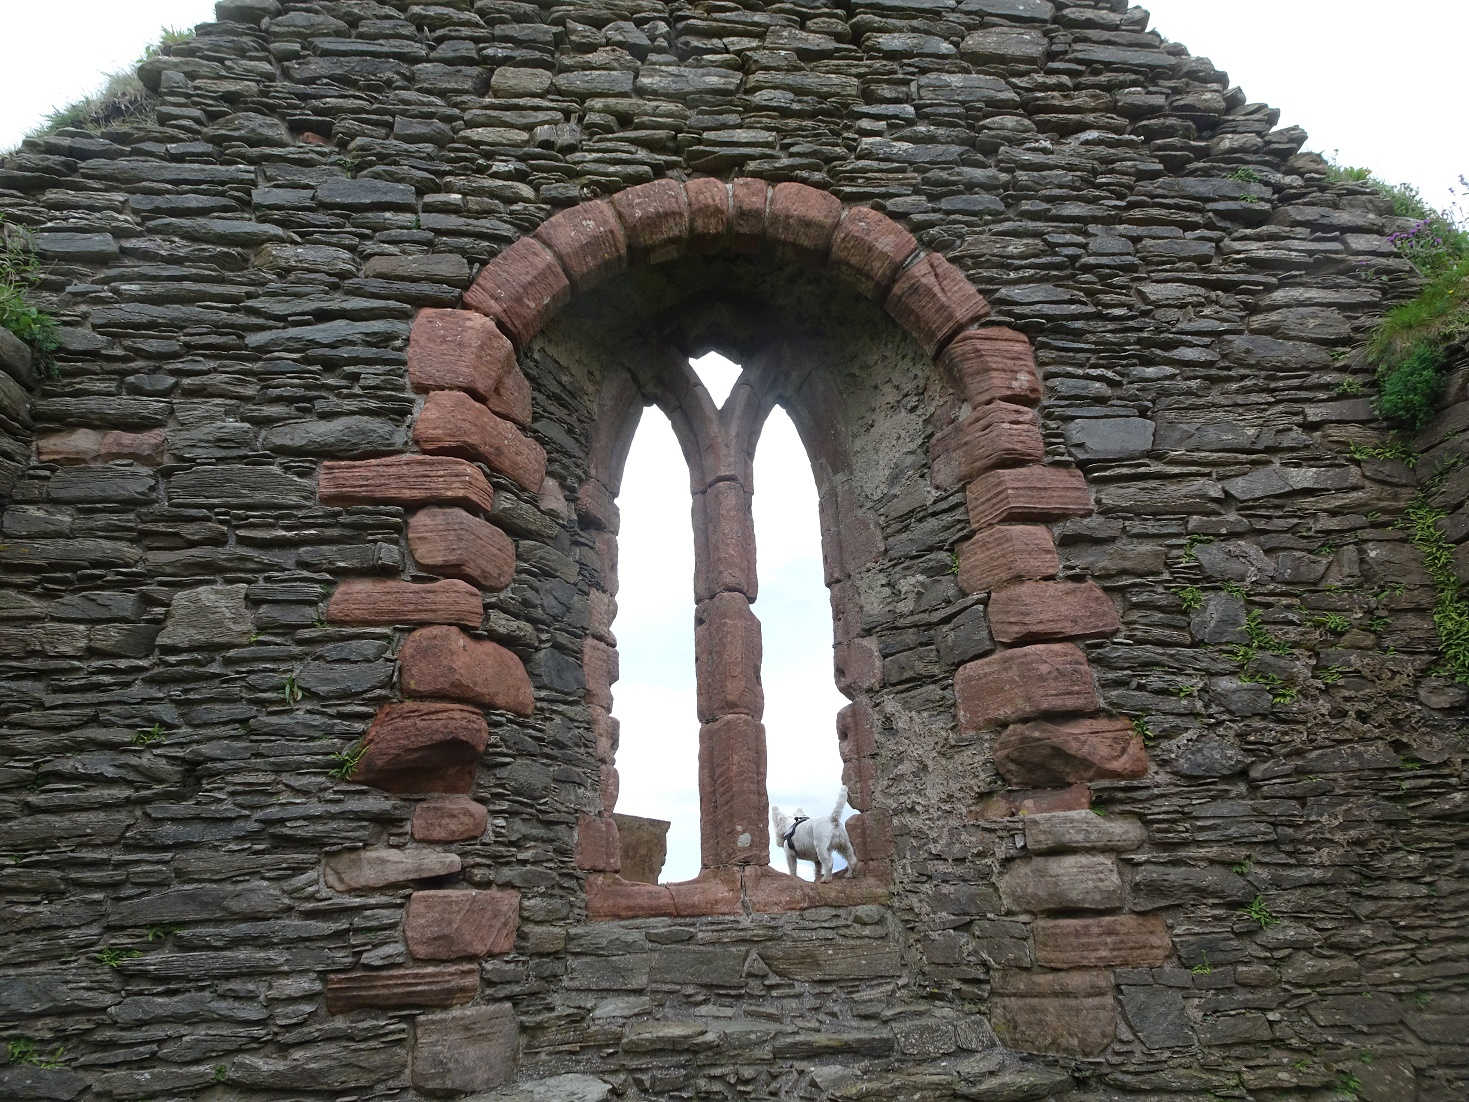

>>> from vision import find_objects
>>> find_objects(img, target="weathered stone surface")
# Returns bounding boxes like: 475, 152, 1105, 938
464, 1074, 612, 1102
400, 625, 534, 716
414, 1003, 518, 1093
958, 525, 1059, 593
413, 795, 489, 843
990, 969, 1116, 1057
829, 205, 917, 298
535, 199, 627, 292
1023, 810, 1147, 854
994, 716, 1148, 785
318, 454, 494, 514
1034, 914, 1173, 967
408, 506, 516, 590
326, 579, 482, 629
612, 813, 670, 884
930, 403, 1045, 488
955, 644, 1099, 730
694, 592, 763, 722
408, 308, 515, 403
414, 389, 547, 493
353, 701, 489, 794
767, 181, 843, 262
406, 889, 520, 960
885, 252, 990, 355
324, 846, 462, 892
968, 466, 1093, 527
940, 327, 1043, 408
610, 179, 689, 262
988, 580, 1120, 644
156, 584, 252, 649
325, 964, 478, 1013
999, 853, 1122, 913
575, 815, 621, 873
698, 715, 768, 867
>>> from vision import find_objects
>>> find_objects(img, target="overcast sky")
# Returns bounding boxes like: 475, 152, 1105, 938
2, 1, 1463, 882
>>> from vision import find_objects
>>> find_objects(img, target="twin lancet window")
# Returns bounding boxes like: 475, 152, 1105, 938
579, 353, 851, 888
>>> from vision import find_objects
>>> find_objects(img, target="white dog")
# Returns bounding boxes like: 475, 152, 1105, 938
771, 787, 859, 883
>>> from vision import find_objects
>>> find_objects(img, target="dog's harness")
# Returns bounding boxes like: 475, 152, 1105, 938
781, 815, 809, 850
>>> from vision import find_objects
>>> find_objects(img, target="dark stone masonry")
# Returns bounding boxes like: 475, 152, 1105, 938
1, 0, 1466, 1099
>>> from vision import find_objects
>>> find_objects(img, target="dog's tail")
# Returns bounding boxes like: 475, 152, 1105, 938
828, 786, 849, 825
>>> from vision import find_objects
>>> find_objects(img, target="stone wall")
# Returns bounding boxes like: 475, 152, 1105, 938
0, 1, 1465, 1100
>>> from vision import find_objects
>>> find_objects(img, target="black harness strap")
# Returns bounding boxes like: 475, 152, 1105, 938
782, 816, 809, 850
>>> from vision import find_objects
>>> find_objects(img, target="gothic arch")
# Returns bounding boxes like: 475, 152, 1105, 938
315, 177, 1158, 959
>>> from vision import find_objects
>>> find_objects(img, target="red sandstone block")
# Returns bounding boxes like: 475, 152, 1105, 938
406, 888, 520, 960
575, 815, 621, 872
590, 706, 619, 764
957, 525, 1060, 594
829, 206, 918, 300
463, 236, 571, 348
885, 253, 990, 357
991, 988, 1116, 1058
534, 199, 627, 292
407, 308, 514, 403
412, 795, 489, 842
591, 530, 618, 596
767, 181, 843, 263
325, 964, 479, 1013
729, 177, 770, 252
993, 716, 1148, 786
400, 625, 534, 716
966, 465, 1093, 528
845, 809, 893, 862
693, 480, 757, 600
930, 402, 1044, 489
38, 427, 168, 466
407, 506, 516, 591
837, 700, 877, 762
685, 177, 731, 248
694, 592, 763, 722
585, 874, 674, 920
588, 588, 617, 645
319, 454, 494, 515
668, 868, 743, 916
971, 784, 1091, 820
576, 477, 619, 533
939, 327, 1043, 408
698, 715, 768, 867
486, 362, 532, 427
988, 580, 1121, 645
326, 579, 482, 629
583, 637, 619, 711
834, 636, 882, 695
599, 764, 619, 815
354, 701, 489, 795
955, 643, 1098, 730
828, 580, 861, 645
414, 390, 547, 493
610, 179, 689, 262
1033, 914, 1172, 969
841, 755, 877, 812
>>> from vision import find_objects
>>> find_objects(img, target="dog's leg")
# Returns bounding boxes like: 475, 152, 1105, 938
785, 848, 798, 878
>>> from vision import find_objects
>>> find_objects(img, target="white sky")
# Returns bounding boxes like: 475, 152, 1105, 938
2, 2, 1463, 881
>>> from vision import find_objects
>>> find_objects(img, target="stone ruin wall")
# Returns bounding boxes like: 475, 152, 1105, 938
0, 0, 1466, 1100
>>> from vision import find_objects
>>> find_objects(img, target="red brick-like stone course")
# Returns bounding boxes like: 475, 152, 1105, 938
400, 625, 533, 716
1034, 914, 1172, 968
319, 454, 494, 515
698, 715, 768, 867
829, 206, 917, 299
767, 181, 843, 263
993, 715, 1149, 786
939, 327, 1044, 408
729, 177, 770, 252
405, 889, 520, 960
413, 390, 547, 493
957, 525, 1060, 593
885, 252, 990, 356
685, 177, 732, 247
575, 815, 622, 872
610, 178, 689, 262
695, 592, 763, 722
534, 198, 627, 292
407, 308, 514, 403
668, 868, 744, 917
353, 701, 489, 795
972, 784, 1091, 820
930, 404, 1045, 489
37, 427, 167, 466
326, 579, 483, 629
967, 465, 1093, 528
845, 808, 894, 863
407, 506, 515, 591
412, 795, 489, 843
988, 580, 1121, 645
463, 235, 570, 347
325, 964, 479, 1013
955, 643, 1099, 730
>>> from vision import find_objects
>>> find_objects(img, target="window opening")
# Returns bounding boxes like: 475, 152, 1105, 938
607, 403, 699, 883
753, 408, 850, 879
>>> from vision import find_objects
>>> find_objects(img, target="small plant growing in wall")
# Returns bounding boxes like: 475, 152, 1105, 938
131, 723, 166, 747
328, 742, 365, 781
94, 947, 141, 968
6, 1038, 66, 1068
1175, 585, 1204, 613
1239, 895, 1279, 930
282, 674, 302, 705
0, 219, 59, 371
